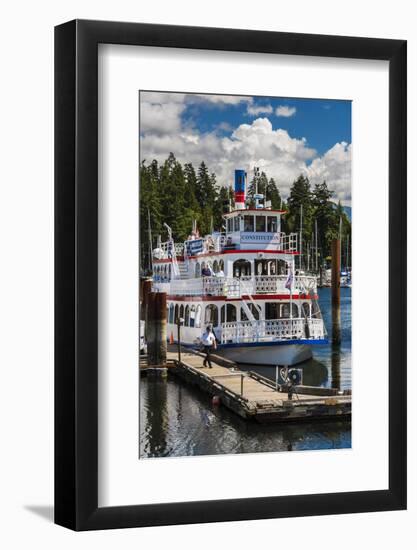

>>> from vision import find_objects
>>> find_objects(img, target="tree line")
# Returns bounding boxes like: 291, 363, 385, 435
140, 152, 351, 272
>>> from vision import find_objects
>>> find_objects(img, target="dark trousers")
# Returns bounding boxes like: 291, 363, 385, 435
203, 345, 212, 368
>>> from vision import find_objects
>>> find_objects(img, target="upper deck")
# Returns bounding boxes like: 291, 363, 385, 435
154, 209, 298, 262
222, 208, 296, 252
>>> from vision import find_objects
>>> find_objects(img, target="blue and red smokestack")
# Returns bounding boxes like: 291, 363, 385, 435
234, 169, 246, 210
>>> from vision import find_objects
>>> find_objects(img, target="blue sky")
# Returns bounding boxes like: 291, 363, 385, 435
182, 95, 351, 158
140, 92, 352, 204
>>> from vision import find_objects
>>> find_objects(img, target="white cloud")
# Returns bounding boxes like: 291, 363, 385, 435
194, 94, 250, 105
140, 93, 351, 204
246, 103, 273, 116
216, 121, 233, 132
276, 105, 297, 117
140, 100, 185, 135
307, 142, 351, 204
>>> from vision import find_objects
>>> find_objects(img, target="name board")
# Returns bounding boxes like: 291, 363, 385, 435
240, 232, 281, 244
185, 238, 204, 255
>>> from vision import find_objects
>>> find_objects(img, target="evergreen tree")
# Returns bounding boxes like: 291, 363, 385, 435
286, 175, 313, 267
266, 177, 282, 210
139, 156, 351, 275
214, 186, 234, 230
247, 170, 270, 207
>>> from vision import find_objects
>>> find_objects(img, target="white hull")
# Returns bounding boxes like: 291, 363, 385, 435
217, 343, 312, 366
166, 323, 315, 366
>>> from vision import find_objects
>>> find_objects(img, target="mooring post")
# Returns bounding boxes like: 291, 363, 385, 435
331, 238, 341, 345
142, 278, 153, 342
241, 373, 244, 396
147, 292, 156, 366
176, 317, 182, 363
154, 292, 167, 367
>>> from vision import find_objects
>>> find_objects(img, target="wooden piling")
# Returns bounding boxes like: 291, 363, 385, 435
147, 291, 167, 367
141, 278, 152, 307
331, 239, 341, 307
141, 278, 153, 341
147, 292, 157, 366
331, 238, 341, 345
154, 292, 167, 367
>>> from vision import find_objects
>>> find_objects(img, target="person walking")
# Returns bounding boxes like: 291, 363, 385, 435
201, 325, 217, 368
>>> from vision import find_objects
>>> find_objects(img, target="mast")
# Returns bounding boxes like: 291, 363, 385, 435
300, 204, 303, 270
147, 207, 153, 273
315, 218, 318, 273
339, 215, 342, 271
346, 233, 350, 271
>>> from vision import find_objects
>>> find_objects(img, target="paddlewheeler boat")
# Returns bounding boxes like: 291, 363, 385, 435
151, 169, 327, 365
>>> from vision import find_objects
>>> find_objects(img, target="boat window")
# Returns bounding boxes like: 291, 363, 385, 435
266, 302, 298, 319
267, 216, 278, 233
184, 305, 190, 326
213, 260, 219, 273
169, 303, 175, 324
233, 259, 251, 277
195, 305, 202, 328
195, 262, 201, 278
277, 259, 287, 275
265, 302, 279, 320
240, 303, 260, 321
256, 215, 266, 232
234, 216, 240, 231
255, 259, 269, 276
268, 260, 277, 275
221, 304, 237, 323
219, 260, 224, 272
311, 300, 321, 318
190, 305, 196, 327
204, 304, 219, 327
227, 218, 233, 233
174, 304, 179, 323
179, 305, 184, 320
243, 215, 254, 232
302, 302, 311, 318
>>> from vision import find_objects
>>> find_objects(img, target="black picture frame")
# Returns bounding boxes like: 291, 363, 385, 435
55, 19, 407, 531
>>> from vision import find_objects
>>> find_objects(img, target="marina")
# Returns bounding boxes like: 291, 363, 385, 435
140, 165, 352, 457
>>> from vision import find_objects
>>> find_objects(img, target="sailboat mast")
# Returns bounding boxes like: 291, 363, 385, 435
346, 233, 350, 271
299, 204, 303, 270
147, 207, 153, 273
339, 215, 342, 270
315, 218, 318, 273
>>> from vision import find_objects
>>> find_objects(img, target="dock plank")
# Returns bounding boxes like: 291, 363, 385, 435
163, 347, 351, 423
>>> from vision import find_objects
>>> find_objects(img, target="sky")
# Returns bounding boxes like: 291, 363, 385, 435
140, 91, 352, 205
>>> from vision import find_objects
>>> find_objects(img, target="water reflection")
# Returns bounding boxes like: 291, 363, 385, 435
139, 287, 351, 458
140, 377, 351, 458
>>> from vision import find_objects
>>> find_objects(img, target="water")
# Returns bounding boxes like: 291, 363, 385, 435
140, 287, 351, 458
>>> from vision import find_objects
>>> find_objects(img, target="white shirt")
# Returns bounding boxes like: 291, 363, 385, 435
201, 331, 216, 346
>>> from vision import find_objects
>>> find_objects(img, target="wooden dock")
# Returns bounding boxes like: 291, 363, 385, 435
149, 348, 352, 423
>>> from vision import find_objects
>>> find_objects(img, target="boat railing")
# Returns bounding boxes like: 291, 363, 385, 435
220, 317, 325, 344
277, 232, 298, 252
169, 274, 317, 297
248, 275, 317, 295
156, 241, 185, 259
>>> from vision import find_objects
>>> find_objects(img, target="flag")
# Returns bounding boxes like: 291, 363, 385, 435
285, 265, 294, 290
